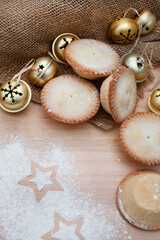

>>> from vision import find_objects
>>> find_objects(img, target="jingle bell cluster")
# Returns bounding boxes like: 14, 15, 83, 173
109, 9, 156, 44
29, 33, 79, 87
0, 8, 158, 116
109, 9, 157, 84
0, 33, 79, 113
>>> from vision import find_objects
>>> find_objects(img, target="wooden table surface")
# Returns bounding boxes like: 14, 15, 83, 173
0, 67, 160, 240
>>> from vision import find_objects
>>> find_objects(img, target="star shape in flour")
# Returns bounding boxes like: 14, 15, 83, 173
30, 169, 53, 191
19, 161, 63, 202
42, 213, 85, 240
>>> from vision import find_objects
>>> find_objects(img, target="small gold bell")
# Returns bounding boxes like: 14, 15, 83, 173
121, 53, 149, 83
148, 89, 160, 115
29, 57, 57, 87
109, 18, 138, 44
52, 33, 79, 64
135, 9, 156, 36
0, 80, 31, 113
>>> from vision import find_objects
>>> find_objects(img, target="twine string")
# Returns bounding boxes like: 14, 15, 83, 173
11, 59, 35, 87
148, 43, 154, 69
48, 51, 56, 61
122, 7, 143, 54
48, 51, 62, 69
138, 43, 156, 96
48, 51, 68, 65
154, 27, 160, 33
142, 43, 154, 69
10, 54, 59, 89
123, 7, 139, 18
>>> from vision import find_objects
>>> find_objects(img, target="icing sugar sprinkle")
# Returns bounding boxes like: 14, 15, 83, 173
153, 182, 160, 200
153, 195, 160, 200
0, 134, 132, 240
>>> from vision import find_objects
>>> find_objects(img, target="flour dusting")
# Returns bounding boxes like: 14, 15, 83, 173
0, 135, 132, 240
29, 169, 53, 191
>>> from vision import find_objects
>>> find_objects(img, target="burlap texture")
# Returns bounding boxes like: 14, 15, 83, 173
0, 0, 160, 130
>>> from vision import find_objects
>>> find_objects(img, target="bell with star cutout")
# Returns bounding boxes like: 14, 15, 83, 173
52, 33, 79, 64
0, 80, 32, 113
148, 89, 160, 115
29, 57, 57, 87
135, 9, 156, 36
121, 53, 149, 83
109, 18, 138, 44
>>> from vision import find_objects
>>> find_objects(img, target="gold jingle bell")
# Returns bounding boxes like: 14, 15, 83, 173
29, 57, 57, 87
109, 18, 138, 44
121, 53, 149, 83
148, 89, 160, 115
0, 80, 31, 113
52, 33, 79, 64
135, 9, 156, 36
